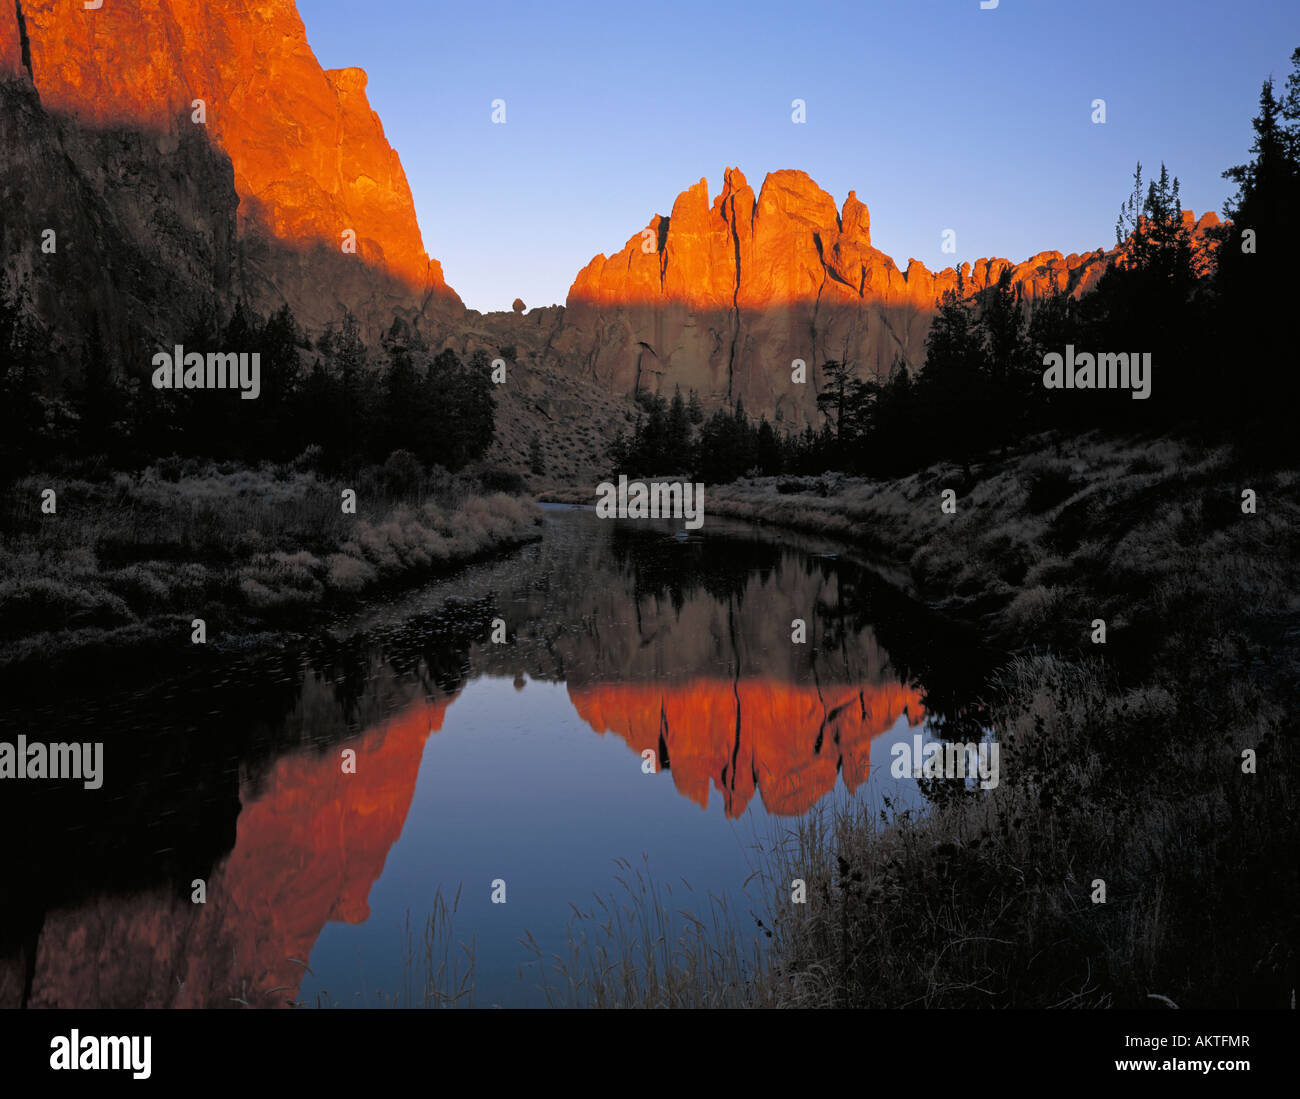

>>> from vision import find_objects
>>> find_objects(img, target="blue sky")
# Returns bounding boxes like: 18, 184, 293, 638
298, 0, 1299, 313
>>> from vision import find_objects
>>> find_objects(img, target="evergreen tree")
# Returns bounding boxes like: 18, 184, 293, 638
255, 303, 305, 460
639, 393, 671, 472
815, 359, 872, 469
74, 318, 122, 459
914, 288, 989, 460
861, 358, 921, 473
448, 349, 497, 471
667, 385, 691, 466
981, 269, 1033, 447
378, 316, 428, 461
1217, 56, 1300, 444
1026, 287, 1076, 427
755, 415, 782, 474
1083, 160, 1198, 425
315, 310, 370, 472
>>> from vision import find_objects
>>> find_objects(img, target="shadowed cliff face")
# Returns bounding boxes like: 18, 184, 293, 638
1, 0, 462, 339
2, 83, 268, 380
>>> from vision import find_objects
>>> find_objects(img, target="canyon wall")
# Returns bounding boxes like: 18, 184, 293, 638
1, 0, 462, 363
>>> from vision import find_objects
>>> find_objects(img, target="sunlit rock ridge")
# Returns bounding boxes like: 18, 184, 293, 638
1, 0, 460, 341
551, 167, 1223, 426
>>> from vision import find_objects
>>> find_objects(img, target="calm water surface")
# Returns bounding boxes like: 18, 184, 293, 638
0, 505, 990, 1008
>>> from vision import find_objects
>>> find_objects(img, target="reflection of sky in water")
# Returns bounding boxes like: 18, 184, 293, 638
2, 507, 991, 1009
298, 674, 941, 1008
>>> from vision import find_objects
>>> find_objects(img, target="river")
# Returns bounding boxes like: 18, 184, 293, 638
0, 504, 993, 1008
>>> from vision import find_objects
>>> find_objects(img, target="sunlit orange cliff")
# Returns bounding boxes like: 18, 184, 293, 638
549, 167, 1223, 425
2, 0, 461, 333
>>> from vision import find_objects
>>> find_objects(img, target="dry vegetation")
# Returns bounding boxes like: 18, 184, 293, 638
0, 453, 542, 672
519, 855, 777, 1008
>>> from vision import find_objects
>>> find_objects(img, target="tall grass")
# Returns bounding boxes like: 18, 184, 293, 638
395, 885, 477, 1009
0, 458, 542, 668
518, 855, 783, 1008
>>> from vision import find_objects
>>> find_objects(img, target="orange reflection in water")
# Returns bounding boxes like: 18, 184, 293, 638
9, 674, 922, 1007
16, 695, 451, 1008
570, 678, 925, 817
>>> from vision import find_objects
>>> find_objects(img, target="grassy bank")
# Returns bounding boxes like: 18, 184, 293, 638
0, 455, 542, 678
533, 432, 1298, 1007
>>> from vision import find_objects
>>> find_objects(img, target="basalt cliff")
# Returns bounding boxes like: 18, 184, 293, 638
1, 0, 461, 366
544, 167, 1222, 428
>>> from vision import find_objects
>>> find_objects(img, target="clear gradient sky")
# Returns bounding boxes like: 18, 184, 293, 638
297, 0, 1298, 313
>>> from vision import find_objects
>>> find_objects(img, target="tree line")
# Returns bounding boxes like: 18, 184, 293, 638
0, 295, 497, 478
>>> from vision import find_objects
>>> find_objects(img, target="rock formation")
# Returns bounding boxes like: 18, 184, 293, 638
550, 167, 1222, 427
1, 0, 461, 360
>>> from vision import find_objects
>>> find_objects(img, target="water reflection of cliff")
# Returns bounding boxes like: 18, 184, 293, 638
1, 691, 452, 1008
573, 680, 923, 816
493, 520, 928, 815
0, 513, 953, 1008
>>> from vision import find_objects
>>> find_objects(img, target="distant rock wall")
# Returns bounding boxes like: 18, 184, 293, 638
553, 167, 1221, 426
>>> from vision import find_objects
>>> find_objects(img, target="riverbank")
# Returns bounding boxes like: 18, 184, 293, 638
0, 458, 542, 685
732, 433, 1298, 1007
541, 431, 1299, 1007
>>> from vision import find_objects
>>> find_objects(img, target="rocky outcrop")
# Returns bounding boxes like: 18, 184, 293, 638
2, 0, 462, 350
552, 167, 1222, 427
